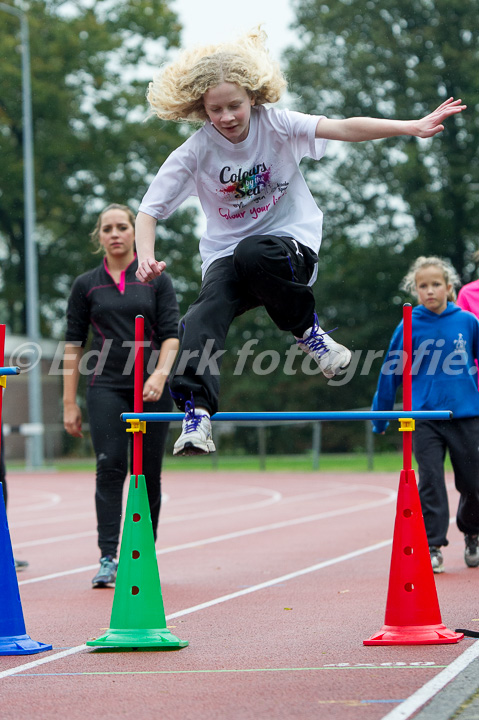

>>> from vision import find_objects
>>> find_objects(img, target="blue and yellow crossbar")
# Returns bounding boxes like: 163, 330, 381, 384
121, 410, 452, 423
0, 367, 20, 376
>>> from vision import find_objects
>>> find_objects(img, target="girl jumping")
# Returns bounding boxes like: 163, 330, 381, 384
135, 28, 466, 456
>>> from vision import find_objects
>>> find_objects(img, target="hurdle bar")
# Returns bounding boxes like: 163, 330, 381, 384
0, 367, 20, 376
122, 410, 452, 423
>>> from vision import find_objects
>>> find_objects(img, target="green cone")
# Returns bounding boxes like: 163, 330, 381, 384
87, 475, 188, 649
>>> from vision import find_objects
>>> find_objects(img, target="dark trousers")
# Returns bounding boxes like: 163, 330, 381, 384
413, 418, 479, 547
170, 234, 318, 414
87, 384, 172, 558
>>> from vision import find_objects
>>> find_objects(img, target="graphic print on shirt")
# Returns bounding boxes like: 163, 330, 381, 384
454, 333, 467, 355
216, 159, 290, 222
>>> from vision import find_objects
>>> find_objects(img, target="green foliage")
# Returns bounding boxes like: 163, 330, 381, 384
257, 0, 479, 447
2, 0, 478, 456
216, 0, 479, 448
0, 0, 200, 334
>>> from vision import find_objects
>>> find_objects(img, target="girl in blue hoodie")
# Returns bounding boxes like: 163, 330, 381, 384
372, 256, 479, 573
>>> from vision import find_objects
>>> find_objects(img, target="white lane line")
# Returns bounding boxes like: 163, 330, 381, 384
167, 540, 393, 619
164, 488, 283, 522
11, 482, 384, 550
5, 477, 470, 714
0, 645, 89, 680
13, 531, 97, 550
10, 512, 94, 529
1, 538, 392, 680
380, 640, 479, 720
165, 482, 345, 508
18, 485, 396, 585
13, 490, 282, 549
164, 486, 281, 507
9, 487, 281, 534
11, 493, 62, 513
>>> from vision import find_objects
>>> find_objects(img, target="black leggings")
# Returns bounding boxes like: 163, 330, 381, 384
413, 418, 479, 547
170, 234, 318, 414
87, 384, 172, 558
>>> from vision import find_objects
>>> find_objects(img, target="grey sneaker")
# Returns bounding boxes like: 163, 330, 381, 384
465, 535, 479, 568
92, 555, 117, 588
173, 400, 216, 456
14, 558, 29, 572
429, 546, 445, 574
296, 313, 351, 379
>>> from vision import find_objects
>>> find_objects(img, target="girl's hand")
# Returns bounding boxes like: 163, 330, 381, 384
135, 258, 166, 283
143, 375, 166, 402
414, 97, 466, 138
64, 402, 83, 438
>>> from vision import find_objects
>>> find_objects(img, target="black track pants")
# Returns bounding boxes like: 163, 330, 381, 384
169, 234, 318, 414
413, 418, 479, 547
87, 384, 172, 558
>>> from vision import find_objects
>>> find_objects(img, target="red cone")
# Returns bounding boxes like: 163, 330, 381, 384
364, 469, 463, 645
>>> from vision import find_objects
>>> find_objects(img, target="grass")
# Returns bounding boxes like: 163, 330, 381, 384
13, 451, 453, 474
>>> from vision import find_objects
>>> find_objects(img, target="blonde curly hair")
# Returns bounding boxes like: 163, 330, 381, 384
147, 27, 287, 123
401, 256, 460, 302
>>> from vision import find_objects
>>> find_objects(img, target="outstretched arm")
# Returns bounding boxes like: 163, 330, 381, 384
316, 97, 466, 142
135, 211, 167, 282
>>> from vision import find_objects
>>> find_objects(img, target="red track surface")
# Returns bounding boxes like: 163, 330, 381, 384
1, 468, 478, 719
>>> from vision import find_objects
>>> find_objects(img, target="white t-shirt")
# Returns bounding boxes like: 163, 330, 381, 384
139, 105, 328, 280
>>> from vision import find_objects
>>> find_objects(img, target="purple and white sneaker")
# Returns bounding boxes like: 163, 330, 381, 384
296, 313, 351, 379
173, 400, 216, 456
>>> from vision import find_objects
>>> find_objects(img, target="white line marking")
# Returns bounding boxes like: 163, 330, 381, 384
1, 539, 392, 680
380, 640, 479, 720
0, 645, 88, 680
18, 485, 396, 585
11, 492, 62, 513
4, 476, 468, 714
167, 540, 393, 619
165, 486, 279, 507
13, 531, 96, 549
10, 512, 94, 529
164, 488, 283, 522
12, 485, 363, 549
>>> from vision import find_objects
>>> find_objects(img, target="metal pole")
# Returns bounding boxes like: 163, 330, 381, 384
312, 422, 321, 471
0, 4, 43, 467
365, 420, 374, 471
257, 425, 266, 470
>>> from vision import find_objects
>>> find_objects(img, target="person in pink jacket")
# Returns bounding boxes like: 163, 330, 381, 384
457, 272, 479, 384
457, 276, 479, 318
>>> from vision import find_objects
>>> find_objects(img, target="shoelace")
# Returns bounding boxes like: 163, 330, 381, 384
183, 400, 206, 434
297, 330, 329, 358
297, 318, 338, 359
100, 557, 115, 570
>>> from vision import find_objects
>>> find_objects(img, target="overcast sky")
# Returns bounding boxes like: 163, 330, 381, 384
171, 0, 297, 62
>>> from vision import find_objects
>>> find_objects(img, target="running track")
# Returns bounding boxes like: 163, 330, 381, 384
1, 468, 478, 720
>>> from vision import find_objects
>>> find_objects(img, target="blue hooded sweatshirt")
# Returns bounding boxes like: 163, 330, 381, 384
372, 302, 479, 433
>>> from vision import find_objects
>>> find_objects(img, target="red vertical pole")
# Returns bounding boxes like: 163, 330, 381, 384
0, 325, 5, 461
133, 315, 144, 486
402, 303, 413, 472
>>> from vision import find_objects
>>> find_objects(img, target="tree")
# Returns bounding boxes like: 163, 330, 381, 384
0, 0, 200, 336
285, 0, 477, 270
270, 0, 479, 448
